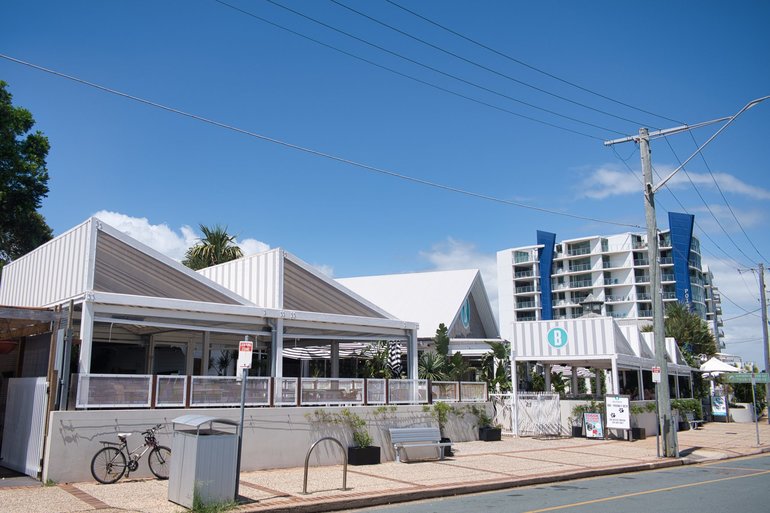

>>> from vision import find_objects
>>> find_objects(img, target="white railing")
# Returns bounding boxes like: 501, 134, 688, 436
274, 377, 298, 406
431, 381, 459, 402
72, 375, 483, 409
388, 379, 429, 404
300, 378, 365, 406
76, 374, 152, 409
459, 382, 488, 402
156, 375, 187, 407
190, 376, 271, 407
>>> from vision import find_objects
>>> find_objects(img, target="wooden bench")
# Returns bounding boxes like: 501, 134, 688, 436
389, 427, 453, 463
685, 412, 704, 430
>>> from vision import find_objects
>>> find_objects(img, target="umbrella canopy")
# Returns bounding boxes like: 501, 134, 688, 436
699, 357, 741, 373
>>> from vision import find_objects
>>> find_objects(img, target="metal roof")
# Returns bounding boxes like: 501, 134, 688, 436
338, 269, 499, 340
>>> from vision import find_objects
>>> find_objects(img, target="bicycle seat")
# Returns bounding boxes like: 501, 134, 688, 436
118, 432, 133, 438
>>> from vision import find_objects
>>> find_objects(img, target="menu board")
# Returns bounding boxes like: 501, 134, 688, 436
605, 395, 631, 430
584, 412, 604, 439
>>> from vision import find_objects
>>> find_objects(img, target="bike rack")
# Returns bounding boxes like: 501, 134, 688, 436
302, 437, 348, 494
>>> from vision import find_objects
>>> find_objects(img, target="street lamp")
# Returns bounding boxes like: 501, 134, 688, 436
604, 95, 770, 457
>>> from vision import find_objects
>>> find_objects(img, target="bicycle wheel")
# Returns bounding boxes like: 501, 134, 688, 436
148, 446, 171, 480
90, 447, 126, 484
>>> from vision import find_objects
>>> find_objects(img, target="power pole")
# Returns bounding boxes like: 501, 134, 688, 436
759, 263, 770, 422
639, 128, 677, 456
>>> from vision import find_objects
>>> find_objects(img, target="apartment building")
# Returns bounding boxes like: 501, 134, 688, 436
497, 213, 723, 345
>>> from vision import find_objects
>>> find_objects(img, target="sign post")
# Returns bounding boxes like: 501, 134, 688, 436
234, 337, 253, 500
722, 372, 766, 445
651, 366, 661, 456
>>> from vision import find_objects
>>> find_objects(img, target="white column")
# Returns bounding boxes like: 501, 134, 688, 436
331, 340, 340, 378
202, 332, 211, 375
638, 367, 644, 400
571, 368, 578, 396
611, 358, 620, 394
272, 319, 284, 378
78, 300, 94, 374
407, 329, 418, 380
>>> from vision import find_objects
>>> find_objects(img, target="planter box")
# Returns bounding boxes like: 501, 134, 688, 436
571, 425, 583, 437
440, 437, 453, 457
347, 446, 380, 466
478, 427, 502, 442
631, 427, 646, 440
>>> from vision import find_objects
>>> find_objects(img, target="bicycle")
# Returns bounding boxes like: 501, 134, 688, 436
90, 424, 171, 484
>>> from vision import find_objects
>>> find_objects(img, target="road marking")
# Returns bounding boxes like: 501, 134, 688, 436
524, 469, 770, 513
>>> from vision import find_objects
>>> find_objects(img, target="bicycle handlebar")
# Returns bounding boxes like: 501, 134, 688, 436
142, 424, 163, 436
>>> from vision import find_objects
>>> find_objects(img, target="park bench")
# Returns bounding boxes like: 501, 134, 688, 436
685, 412, 704, 430
389, 427, 453, 463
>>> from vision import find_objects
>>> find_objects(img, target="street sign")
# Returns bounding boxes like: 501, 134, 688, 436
652, 366, 661, 383
237, 339, 253, 370
722, 372, 770, 384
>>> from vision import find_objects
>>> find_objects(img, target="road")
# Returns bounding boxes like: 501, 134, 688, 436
345, 454, 770, 513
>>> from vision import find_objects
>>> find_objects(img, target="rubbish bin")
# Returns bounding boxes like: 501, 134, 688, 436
168, 415, 240, 509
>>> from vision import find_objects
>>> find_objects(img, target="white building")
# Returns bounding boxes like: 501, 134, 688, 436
497, 213, 723, 345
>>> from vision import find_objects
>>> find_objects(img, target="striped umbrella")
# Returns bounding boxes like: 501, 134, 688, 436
388, 342, 402, 377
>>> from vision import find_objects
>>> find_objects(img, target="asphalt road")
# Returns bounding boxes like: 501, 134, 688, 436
344, 454, 770, 513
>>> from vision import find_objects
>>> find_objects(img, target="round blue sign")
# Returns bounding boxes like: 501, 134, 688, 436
460, 298, 471, 329
547, 327, 568, 349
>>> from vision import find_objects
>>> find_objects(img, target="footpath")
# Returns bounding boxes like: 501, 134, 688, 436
1, 422, 769, 513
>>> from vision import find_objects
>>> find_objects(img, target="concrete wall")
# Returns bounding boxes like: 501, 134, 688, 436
43, 403, 488, 483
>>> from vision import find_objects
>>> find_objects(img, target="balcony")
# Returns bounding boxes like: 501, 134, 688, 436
567, 248, 591, 256
515, 285, 536, 293
609, 312, 628, 319
633, 258, 649, 266
570, 280, 593, 288
605, 295, 628, 303
569, 263, 592, 272
514, 270, 534, 278
636, 274, 651, 283
637, 293, 652, 300
660, 257, 673, 265
516, 301, 538, 309
638, 310, 653, 317
661, 274, 675, 282
604, 278, 620, 285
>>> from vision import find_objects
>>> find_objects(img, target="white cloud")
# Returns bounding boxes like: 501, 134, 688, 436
689, 205, 765, 233
312, 264, 335, 278
420, 238, 499, 321
580, 164, 770, 201
580, 166, 642, 199
93, 210, 270, 262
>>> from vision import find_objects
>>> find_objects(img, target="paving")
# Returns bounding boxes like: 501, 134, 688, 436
1, 422, 769, 513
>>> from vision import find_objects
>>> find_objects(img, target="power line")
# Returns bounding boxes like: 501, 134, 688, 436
688, 131, 768, 263
0, 53, 644, 230
260, 0, 625, 135
661, 137, 757, 266
384, 0, 684, 126
214, 0, 603, 140
330, 0, 649, 128
723, 308, 761, 322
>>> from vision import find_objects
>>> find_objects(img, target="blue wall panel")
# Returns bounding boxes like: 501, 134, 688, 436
537, 231, 556, 320
669, 212, 694, 307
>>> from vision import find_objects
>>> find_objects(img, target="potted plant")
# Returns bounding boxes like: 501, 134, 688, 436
308, 409, 380, 465
469, 405, 501, 441
425, 402, 454, 456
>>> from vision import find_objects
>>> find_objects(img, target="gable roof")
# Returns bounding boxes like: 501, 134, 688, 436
198, 249, 394, 319
337, 269, 499, 339
0, 218, 248, 308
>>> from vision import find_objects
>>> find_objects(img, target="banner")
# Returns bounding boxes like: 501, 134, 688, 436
711, 395, 727, 417
584, 412, 604, 439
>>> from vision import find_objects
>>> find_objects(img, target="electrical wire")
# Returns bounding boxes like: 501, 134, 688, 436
331, 0, 651, 128
259, 0, 626, 135
384, 0, 684, 126
214, 0, 603, 140
688, 131, 768, 264
0, 53, 644, 229
723, 308, 761, 322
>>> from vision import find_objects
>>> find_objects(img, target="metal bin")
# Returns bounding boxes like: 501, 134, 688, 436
168, 415, 239, 508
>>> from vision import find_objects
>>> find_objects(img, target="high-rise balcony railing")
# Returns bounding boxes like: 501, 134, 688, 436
514, 270, 534, 278
569, 263, 592, 272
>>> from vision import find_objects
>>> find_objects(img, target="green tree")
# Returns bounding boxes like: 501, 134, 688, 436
0, 81, 52, 269
433, 323, 450, 356
417, 351, 448, 381
182, 224, 243, 270
663, 302, 717, 366
480, 341, 511, 392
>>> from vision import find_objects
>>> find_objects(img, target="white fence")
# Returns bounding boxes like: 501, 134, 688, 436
71, 374, 484, 409
491, 392, 561, 437
1, 378, 48, 477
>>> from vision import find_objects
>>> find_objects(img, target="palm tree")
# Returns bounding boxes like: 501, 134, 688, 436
182, 224, 243, 270
418, 351, 448, 381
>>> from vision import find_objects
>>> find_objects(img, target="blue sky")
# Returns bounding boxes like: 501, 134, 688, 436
2, 1, 769, 366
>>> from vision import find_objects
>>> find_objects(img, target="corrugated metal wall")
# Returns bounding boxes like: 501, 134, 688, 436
512, 317, 615, 358
0, 377, 48, 477
0, 221, 91, 307
198, 249, 282, 309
